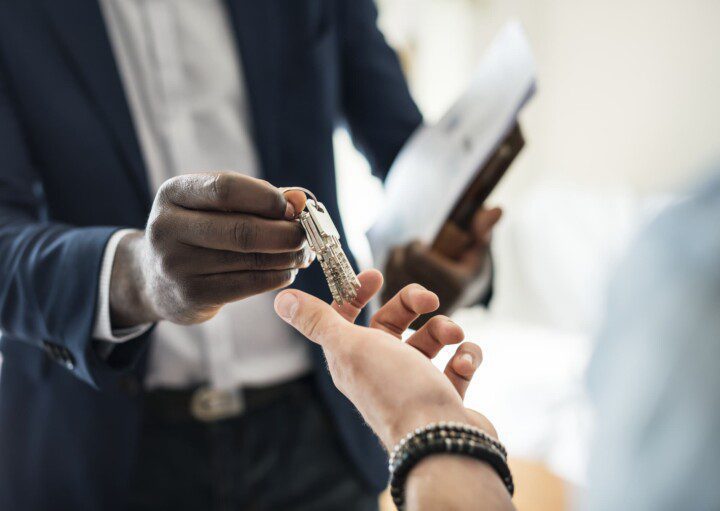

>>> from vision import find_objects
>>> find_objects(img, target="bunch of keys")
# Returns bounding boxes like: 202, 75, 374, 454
286, 188, 360, 304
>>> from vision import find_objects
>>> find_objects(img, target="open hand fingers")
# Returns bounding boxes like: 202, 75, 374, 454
405, 315, 465, 358
370, 284, 439, 337
444, 342, 483, 400
274, 289, 349, 349
332, 269, 384, 323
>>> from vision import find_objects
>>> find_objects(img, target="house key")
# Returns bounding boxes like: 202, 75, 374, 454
286, 188, 360, 304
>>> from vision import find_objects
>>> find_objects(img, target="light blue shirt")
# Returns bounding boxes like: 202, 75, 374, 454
584, 172, 720, 510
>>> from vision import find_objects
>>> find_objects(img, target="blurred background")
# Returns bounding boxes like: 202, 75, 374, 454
0, 2, 717, 509
334, 0, 720, 509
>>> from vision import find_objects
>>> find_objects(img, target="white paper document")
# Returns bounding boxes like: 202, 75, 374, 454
367, 21, 537, 269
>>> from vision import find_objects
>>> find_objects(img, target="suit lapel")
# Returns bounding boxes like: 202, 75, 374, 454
225, 0, 282, 181
40, 0, 151, 207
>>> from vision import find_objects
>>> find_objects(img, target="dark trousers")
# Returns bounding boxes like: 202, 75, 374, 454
127, 378, 379, 511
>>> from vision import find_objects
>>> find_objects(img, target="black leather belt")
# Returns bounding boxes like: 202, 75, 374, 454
142, 375, 313, 423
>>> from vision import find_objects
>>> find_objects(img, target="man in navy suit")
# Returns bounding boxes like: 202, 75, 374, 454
0, 1, 499, 509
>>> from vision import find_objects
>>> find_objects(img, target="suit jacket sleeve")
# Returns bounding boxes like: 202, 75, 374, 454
0, 69, 146, 389
338, 0, 423, 179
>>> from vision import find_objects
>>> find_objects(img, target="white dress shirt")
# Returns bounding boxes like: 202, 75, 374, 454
95, 0, 311, 390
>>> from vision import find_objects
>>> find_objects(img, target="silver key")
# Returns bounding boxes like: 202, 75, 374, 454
290, 189, 360, 304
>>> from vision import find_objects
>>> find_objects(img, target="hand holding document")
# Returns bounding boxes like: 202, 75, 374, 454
368, 21, 537, 269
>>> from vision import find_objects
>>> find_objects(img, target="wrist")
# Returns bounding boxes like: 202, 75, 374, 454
109, 231, 160, 327
386, 403, 469, 448
406, 456, 514, 511
390, 423, 514, 511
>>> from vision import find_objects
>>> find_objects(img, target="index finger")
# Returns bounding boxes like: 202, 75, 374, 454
160, 172, 292, 219
331, 269, 384, 323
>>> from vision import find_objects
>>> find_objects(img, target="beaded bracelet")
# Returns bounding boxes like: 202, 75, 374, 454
388, 422, 514, 510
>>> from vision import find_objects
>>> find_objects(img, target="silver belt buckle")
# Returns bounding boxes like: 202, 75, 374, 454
190, 386, 244, 422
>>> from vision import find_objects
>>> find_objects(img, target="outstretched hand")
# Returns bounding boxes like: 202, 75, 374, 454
274, 269, 496, 449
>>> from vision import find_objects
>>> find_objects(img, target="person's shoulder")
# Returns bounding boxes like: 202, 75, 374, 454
621, 169, 720, 288
588, 169, 720, 393
585, 169, 720, 511
605, 168, 720, 323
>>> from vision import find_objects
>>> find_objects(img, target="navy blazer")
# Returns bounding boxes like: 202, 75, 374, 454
0, 0, 422, 509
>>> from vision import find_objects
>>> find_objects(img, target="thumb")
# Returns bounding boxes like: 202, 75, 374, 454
274, 290, 347, 347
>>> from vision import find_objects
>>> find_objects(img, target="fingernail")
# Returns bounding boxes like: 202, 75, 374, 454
285, 201, 296, 219
408, 285, 427, 301
275, 293, 298, 321
460, 353, 475, 368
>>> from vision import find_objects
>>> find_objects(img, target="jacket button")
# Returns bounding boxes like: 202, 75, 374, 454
62, 354, 76, 370
60, 348, 75, 369
41, 342, 75, 370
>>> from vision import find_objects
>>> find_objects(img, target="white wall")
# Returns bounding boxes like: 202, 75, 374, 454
375, 0, 720, 196
337, 0, 720, 324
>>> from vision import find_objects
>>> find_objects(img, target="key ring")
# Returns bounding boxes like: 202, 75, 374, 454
285, 185, 360, 304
